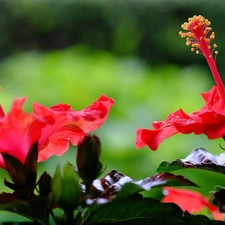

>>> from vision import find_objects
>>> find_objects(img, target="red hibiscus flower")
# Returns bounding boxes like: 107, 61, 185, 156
0, 94, 114, 169
136, 15, 225, 150
162, 187, 223, 220
33, 94, 114, 161
136, 86, 225, 150
0, 98, 47, 169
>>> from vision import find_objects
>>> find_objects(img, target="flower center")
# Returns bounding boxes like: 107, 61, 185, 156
179, 15, 225, 104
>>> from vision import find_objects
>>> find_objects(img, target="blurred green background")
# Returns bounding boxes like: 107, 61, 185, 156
1, 0, 225, 222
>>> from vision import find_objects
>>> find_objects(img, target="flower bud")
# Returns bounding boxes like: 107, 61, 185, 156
51, 163, 81, 210
37, 172, 52, 197
76, 135, 102, 186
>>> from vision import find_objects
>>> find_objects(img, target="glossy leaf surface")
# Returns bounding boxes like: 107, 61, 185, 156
85, 194, 225, 225
89, 170, 198, 204
157, 148, 225, 174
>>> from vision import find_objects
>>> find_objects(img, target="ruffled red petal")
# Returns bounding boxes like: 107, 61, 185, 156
33, 94, 114, 161
136, 86, 225, 150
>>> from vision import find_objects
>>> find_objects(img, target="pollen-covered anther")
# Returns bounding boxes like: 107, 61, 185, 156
186, 41, 191, 46
211, 44, 218, 58
191, 43, 199, 48
193, 25, 198, 30
204, 37, 210, 43
179, 15, 225, 105
205, 27, 212, 32
179, 15, 218, 58
210, 32, 215, 40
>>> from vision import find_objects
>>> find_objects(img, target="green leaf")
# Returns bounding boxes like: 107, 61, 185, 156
37, 172, 52, 197
85, 195, 185, 224
85, 195, 225, 225
60, 163, 81, 210
115, 183, 143, 199
117, 173, 199, 199
186, 215, 225, 225
157, 148, 225, 174
0, 195, 49, 224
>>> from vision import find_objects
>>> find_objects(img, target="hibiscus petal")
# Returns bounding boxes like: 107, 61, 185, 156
175, 111, 225, 138
70, 94, 114, 133
136, 86, 225, 150
136, 109, 189, 150
0, 98, 46, 169
33, 94, 114, 161
201, 86, 224, 111
162, 187, 223, 220
37, 126, 85, 161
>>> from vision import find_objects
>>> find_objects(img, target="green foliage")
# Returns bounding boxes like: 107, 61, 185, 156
0, 0, 225, 76
0, 168, 215, 224
90, 170, 198, 202
0, 196, 49, 223
52, 163, 81, 211
85, 194, 224, 225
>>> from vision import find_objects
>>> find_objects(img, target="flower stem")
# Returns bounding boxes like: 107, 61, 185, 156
49, 207, 59, 225
74, 209, 83, 225
206, 56, 225, 103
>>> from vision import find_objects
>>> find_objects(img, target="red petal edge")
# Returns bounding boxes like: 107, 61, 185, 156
136, 86, 225, 150
34, 94, 114, 161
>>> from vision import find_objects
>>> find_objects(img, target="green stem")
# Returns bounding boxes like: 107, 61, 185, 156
49, 206, 58, 225
74, 209, 83, 225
